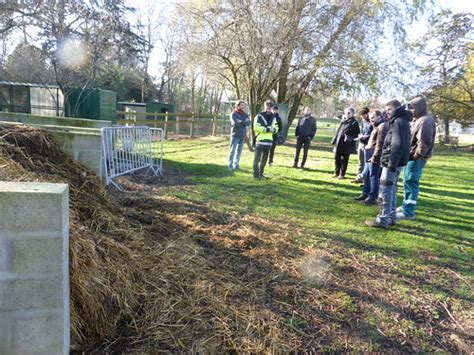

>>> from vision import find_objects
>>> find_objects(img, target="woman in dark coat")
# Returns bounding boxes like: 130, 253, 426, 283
331, 107, 361, 179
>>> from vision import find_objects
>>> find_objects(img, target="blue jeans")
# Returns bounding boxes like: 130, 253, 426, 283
401, 159, 427, 218
228, 136, 244, 169
362, 162, 371, 196
376, 166, 402, 226
362, 163, 381, 200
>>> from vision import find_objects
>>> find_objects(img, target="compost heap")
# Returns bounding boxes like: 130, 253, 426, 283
0, 126, 471, 353
0, 125, 307, 352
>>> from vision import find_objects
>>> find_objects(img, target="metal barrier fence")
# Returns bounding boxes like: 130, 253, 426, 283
101, 126, 163, 190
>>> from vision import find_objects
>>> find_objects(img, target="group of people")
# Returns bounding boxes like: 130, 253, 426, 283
329, 97, 436, 228
228, 100, 317, 178
362, 97, 436, 228
228, 96, 436, 228
228, 100, 283, 178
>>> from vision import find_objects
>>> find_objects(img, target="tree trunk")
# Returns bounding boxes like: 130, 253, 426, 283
443, 117, 450, 143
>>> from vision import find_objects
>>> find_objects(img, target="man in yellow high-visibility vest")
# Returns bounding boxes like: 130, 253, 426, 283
253, 101, 279, 179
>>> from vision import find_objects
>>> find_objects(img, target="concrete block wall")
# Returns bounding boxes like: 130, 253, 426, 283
49, 129, 103, 176
0, 111, 111, 129
0, 182, 69, 355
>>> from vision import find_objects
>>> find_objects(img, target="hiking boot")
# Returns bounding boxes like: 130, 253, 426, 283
365, 219, 388, 229
353, 195, 367, 201
396, 212, 415, 221
361, 198, 377, 205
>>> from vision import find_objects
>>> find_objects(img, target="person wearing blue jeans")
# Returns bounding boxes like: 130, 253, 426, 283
355, 110, 387, 205
376, 167, 403, 226
397, 96, 436, 220
366, 100, 411, 229
229, 136, 245, 170
360, 162, 382, 203
399, 159, 426, 218
228, 100, 250, 171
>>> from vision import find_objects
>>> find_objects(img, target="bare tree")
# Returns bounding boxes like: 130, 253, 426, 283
182, 0, 428, 130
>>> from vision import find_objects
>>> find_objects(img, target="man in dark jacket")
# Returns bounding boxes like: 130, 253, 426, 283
269, 105, 283, 166
366, 99, 412, 228
397, 96, 436, 221
293, 106, 317, 169
228, 100, 250, 171
331, 107, 360, 179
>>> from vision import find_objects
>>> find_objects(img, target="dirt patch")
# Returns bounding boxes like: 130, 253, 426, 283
0, 125, 472, 353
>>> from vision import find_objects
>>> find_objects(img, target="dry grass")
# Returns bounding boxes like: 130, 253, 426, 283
0, 126, 472, 352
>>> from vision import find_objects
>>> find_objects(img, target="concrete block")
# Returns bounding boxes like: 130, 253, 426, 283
10, 238, 63, 274
0, 240, 12, 271
0, 182, 68, 232
12, 315, 64, 354
0, 182, 69, 354
0, 279, 63, 310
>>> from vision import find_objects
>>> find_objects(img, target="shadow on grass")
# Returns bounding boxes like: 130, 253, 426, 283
421, 185, 474, 201
143, 195, 425, 352
313, 229, 473, 277
160, 158, 473, 279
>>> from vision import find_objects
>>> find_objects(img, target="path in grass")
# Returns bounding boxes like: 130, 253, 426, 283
155, 129, 473, 351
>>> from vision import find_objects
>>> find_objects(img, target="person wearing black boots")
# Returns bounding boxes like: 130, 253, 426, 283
331, 107, 360, 179
293, 106, 317, 169
269, 105, 283, 166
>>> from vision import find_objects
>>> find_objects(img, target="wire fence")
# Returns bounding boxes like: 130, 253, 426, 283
116, 111, 231, 138
116, 111, 340, 139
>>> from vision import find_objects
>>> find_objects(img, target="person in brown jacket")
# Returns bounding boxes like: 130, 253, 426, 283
354, 109, 388, 204
397, 96, 436, 220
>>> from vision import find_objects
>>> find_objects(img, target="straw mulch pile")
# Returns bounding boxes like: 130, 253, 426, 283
0, 125, 472, 353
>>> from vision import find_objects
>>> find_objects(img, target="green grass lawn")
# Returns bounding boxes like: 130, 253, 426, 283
149, 126, 474, 351
161, 128, 473, 285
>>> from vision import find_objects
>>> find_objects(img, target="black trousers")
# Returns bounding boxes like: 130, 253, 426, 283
253, 147, 270, 177
294, 136, 311, 167
334, 153, 350, 176
269, 140, 277, 164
